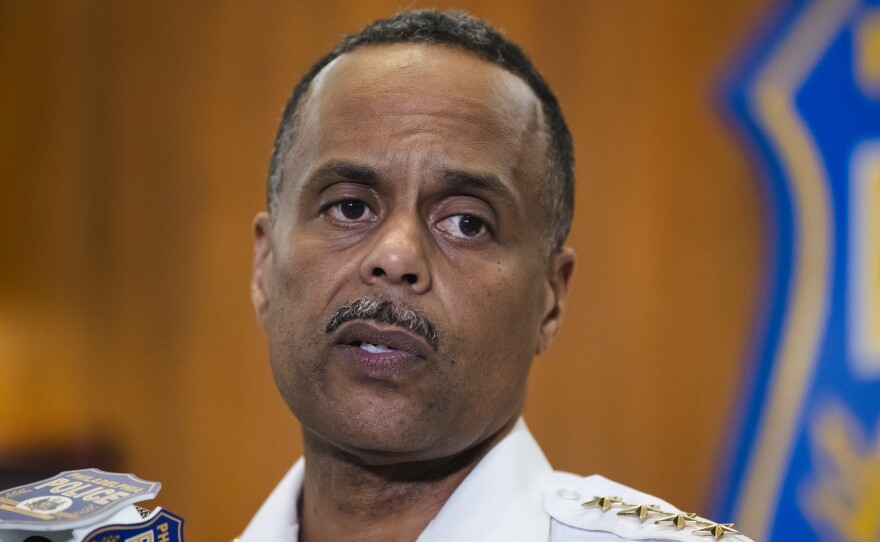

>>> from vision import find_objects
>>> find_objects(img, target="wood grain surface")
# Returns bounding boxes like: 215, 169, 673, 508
0, 1, 769, 539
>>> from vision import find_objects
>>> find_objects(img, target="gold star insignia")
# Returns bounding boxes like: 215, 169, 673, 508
654, 512, 698, 530
617, 504, 665, 522
581, 496, 624, 512
692, 523, 742, 539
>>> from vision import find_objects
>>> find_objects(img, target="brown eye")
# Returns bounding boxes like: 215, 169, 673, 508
340, 200, 366, 219
328, 199, 373, 222
458, 215, 484, 237
437, 214, 488, 239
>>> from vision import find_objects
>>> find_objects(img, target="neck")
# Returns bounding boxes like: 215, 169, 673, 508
298, 418, 518, 542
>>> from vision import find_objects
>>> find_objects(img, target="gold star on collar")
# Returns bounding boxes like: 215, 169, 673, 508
581, 496, 624, 512
692, 523, 742, 539
617, 504, 665, 522
654, 512, 698, 530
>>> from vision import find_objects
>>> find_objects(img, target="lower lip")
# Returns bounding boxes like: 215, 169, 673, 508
333, 344, 426, 379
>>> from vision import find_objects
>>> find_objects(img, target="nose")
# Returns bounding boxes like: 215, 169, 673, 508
359, 213, 431, 294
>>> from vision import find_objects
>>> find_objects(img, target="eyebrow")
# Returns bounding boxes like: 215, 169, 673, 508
305, 160, 518, 210
438, 169, 517, 210
308, 160, 380, 186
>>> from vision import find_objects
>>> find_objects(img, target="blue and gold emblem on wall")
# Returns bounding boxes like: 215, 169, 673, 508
718, 0, 880, 540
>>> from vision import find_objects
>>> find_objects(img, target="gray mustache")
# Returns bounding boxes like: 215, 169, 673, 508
325, 297, 439, 350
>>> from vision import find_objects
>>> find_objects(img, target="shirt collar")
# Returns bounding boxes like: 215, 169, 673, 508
238, 457, 304, 541
239, 418, 552, 542
416, 418, 553, 542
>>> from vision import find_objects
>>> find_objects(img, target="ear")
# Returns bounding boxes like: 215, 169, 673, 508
536, 246, 576, 356
251, 212, 274, 333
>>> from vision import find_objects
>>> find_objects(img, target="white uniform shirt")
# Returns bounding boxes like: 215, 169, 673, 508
239, 420, 753, 541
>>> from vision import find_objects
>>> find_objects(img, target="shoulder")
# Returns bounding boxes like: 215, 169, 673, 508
543, 471, 753, 541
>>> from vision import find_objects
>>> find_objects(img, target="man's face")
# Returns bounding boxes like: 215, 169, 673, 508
252, 43, 573, 463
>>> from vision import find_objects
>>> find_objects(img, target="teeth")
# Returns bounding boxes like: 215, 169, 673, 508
359, 343, 395, 354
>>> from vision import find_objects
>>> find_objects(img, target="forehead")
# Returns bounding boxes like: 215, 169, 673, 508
309, 43, 539, 119
287, 43, 548, 196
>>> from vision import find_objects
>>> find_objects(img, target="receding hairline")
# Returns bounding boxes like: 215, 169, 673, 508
276, 43, 555, 249
267, 10, 574, 252
290, 42, 545, 144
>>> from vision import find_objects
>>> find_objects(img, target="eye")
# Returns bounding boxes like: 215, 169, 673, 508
327, 199, 374, 222
437, 214, 487, 238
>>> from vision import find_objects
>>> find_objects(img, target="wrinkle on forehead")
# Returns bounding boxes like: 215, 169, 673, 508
307, 43, 543, 143
287, 43, 548, 211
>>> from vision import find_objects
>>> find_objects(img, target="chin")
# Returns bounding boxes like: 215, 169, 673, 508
342, 415, 445, 458
299, 406, 464, 464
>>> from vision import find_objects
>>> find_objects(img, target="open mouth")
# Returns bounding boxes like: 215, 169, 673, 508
334, 321, 432, 360
333, 321, 432, 378
350, 341, 396, 354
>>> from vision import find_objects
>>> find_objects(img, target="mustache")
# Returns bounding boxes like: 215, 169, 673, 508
325, 297, 439, 350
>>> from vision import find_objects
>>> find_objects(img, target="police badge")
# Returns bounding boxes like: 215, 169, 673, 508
717, 0, 880, 540
0, 469, 185, 542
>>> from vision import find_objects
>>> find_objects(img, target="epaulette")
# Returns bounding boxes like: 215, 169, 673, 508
544, 472, 753, 541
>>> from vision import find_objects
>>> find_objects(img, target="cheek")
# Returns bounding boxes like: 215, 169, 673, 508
454, 278, 539, 420
441, 259, 545, 374
266, 238, 352, 372
272, 234, 359, 312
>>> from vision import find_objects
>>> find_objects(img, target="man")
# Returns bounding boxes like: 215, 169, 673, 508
243, 10, 752, 542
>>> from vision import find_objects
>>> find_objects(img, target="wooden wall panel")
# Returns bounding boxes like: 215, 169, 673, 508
0, 1, 769, 539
